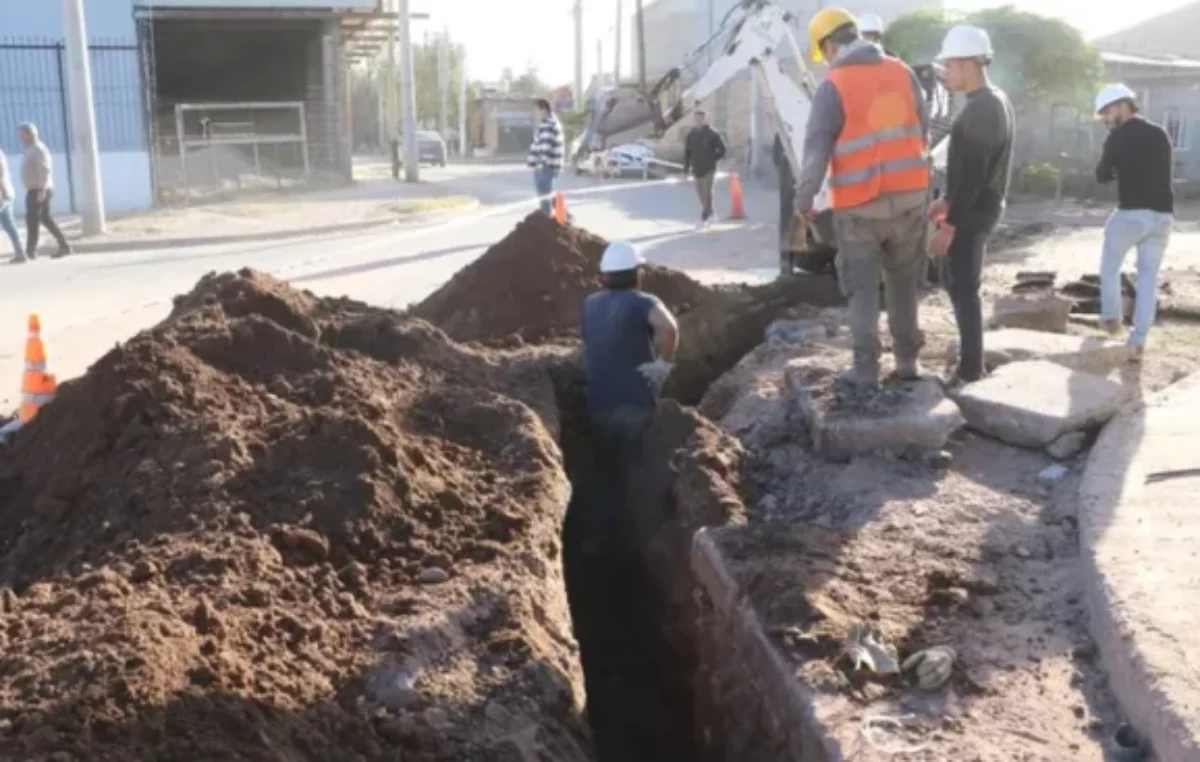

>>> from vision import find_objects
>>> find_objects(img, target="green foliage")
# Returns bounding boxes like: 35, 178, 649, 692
1017, 161, 1061, 197
884, 5, 1102, 111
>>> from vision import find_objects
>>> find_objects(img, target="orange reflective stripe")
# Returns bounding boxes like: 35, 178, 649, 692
828, 57, 930, 209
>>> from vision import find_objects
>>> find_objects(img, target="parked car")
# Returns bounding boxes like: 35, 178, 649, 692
571, 135, 664, 179
417, 131, 447, 166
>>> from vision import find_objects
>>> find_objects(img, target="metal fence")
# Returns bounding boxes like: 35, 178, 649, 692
0, 38, 145, 210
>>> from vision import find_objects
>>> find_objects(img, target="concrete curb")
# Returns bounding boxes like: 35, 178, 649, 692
1078, 372, 1200, 762
67, 199, 481, 255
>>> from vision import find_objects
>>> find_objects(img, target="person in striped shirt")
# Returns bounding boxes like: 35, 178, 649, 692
528, 98, 565, 215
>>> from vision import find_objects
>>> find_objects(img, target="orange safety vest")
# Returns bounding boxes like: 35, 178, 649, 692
827, 57, 930, 210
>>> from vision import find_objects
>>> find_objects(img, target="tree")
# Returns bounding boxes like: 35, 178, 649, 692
509, 62, 550, 97
884, 6, 1102, 112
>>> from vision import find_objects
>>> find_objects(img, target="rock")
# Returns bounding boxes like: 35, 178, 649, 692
367, 663, 421, 711
417, 567, 450, 585
1046, 431, 1087, 460
989, 294, 1073, 333
765, 319, 829, 346
786, 358, 965, 462
951, 361, 1131, 449
976, 328, 1130, 375
1038, 464, 1071, 486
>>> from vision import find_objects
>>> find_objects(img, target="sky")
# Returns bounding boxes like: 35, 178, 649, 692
420, 0, 1196, 87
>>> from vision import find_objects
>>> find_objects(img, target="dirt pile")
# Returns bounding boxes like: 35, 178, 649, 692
412, 212, 713, 344
0, 270, 590, 761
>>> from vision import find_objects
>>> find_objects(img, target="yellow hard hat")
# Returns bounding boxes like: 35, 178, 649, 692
808, 7, 858, 63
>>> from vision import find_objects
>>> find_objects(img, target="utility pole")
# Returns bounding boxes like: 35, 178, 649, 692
397, 0, 419, 181
635, 0, 646, 88
614, 0, 622, 83
573, 0, 584, 108
596, 39, 603, 86
385, 0, 399, 176
61, 0, 105, 234
458, 56, 468, 157
749, 72, 760, 176
437, 28, 449, 139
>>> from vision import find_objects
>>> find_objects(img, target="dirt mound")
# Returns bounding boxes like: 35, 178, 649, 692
0, 269, 589, 761
412, 212, 712, 344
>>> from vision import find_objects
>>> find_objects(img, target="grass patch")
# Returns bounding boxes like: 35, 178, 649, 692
396, 195, 476, 215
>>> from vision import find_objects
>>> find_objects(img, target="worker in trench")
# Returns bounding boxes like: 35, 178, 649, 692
575, 240, 679, 559
795, 8, 931, 388
1092, 83, 1175, 365
926, 25, 1015, 384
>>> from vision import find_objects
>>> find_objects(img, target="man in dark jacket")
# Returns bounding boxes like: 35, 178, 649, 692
683, 109, 726, 225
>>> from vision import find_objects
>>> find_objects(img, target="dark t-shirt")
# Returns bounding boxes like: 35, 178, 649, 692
581, 289, 659, 414
1096, 116, 1175, 214
945, 86, 1015, 232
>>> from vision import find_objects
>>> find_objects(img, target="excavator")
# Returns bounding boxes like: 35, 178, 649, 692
573, 0, 957, 278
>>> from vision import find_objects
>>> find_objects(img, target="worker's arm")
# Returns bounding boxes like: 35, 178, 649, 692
683, 130, 692, 176
527, 122, 544, 168
647, 298, 679, 362
711, 129, 727, 163
794, 80, 844, 213
1095, 129, 1118, 184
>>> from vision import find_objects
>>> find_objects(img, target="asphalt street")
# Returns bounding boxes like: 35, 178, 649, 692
0, 163, 778, 408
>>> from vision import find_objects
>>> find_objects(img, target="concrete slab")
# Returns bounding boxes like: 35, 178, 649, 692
785, 359, 964, 461
988, 294, 1073, 333
951, 360, 1131, 449
1080, 373, 1200, 762
982, 328, 1130, 374
947, 328, 1130, 376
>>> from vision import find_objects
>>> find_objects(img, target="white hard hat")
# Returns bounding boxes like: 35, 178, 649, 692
1095, 83, 1137, 114
858, 14, 884, 35
599, 240, 645, 273
937, 25, 993, 61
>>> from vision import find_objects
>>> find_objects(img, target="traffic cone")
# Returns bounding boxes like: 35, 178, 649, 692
18, 314, 56, 425
553, 191, 568, 224
729, 173, 746, 220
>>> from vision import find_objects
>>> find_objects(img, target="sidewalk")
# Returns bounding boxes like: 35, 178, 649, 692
43, 169, 479, 254
1080, 372, 1200, 762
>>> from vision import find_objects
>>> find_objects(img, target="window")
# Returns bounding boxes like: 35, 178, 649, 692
1162, 107, 1189, 150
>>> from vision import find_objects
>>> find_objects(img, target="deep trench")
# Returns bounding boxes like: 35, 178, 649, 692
551, 370, 716, 762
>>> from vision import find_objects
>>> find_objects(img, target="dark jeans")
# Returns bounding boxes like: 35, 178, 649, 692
693, 172, 715, 221
534, 168, 557, 215
25, 189, 69, 256
940, 227, 990, 382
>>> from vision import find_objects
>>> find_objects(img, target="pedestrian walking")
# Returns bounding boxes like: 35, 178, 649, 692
926, 25, 1015, 385
1092, 83, 1174, 364
527, 98, 565, 215
0, 147, 23, 263
18, 123, 72, 259
796, 7, 931, 387
683, 109, 726, 226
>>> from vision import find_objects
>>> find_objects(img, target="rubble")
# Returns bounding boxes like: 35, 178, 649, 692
970, 328, 1130, 374
988, 293, 1073, 333
951, 360, 1132, 449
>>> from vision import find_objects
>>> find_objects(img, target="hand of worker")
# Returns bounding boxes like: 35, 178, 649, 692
637, 358, 674, 392
926, 199, 948, 223
36, 189, 47, 204
928, 223, 956, 259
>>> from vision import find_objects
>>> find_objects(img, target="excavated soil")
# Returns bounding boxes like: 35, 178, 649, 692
0, 270, 593, 761
412, 213, 713, 345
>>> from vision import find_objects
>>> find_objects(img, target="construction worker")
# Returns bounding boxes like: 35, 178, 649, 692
926, 26, 1014, 384
1093, 83, 1174, 364
796, 8, 931, 387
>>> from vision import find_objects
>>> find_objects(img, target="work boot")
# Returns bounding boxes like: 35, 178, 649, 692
9, 254, 27, 264
51, 245, 73, 259
837, 365, 879, 390
1100, 318, 1123, 338
1127, 344, 1145, 365
894, 357, 924, 381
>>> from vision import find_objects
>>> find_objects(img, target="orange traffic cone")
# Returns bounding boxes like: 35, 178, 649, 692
18, 314, 56, 424
553, 191, 568, 224
729, 173, 746, 220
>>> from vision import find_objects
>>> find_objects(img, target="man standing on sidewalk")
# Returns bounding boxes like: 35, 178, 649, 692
683, 109, 726, 227
0, 148, 23, 263
927, 26, 1014, 385
18, 123, 72, 259
1092, 84, 1174, 364
527, 98, 565, 215
796, 8, 931, 387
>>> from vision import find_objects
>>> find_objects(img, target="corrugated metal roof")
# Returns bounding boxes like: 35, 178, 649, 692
1093, 1, 1200, 59
1102, 51, 1200, 70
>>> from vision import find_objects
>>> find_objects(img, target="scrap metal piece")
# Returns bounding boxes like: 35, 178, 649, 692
843, 623, 900, 675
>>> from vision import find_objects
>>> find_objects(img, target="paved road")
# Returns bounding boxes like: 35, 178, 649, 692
0, 163, 779, 409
